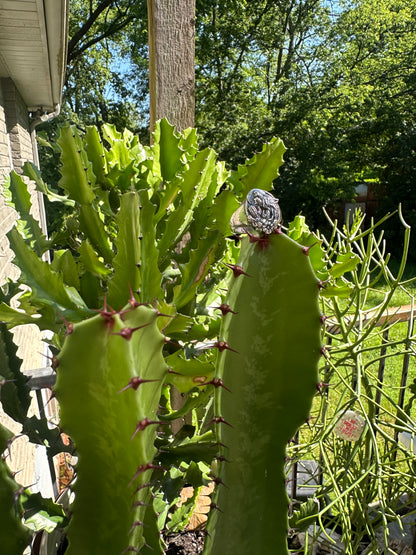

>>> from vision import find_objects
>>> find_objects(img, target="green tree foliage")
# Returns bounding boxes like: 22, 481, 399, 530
36, 0, 149, 226
64, 0, 147, 131
195, 0, 416, 231
36, 0, 148, 138
37, 0, 416, 242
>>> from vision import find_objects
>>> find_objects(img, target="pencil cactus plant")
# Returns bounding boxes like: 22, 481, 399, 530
1, 119, 317, 553
286, 209, 416, 554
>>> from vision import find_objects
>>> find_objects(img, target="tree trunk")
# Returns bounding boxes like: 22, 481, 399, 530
148, 1, 195, 430
147, 0, 195, 134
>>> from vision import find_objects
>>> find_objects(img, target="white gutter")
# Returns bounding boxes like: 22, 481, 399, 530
43, 0, 69, 109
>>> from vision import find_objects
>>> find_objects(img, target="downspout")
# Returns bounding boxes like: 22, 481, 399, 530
29, 104, 61, 241
29, 104, 62, 500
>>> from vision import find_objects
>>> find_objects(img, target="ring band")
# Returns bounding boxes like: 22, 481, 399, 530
229, 203, 248, 235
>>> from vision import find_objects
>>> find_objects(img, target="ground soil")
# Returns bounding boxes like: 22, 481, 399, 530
165, 530, 206, 554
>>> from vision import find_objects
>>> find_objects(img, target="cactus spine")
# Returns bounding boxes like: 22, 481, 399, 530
204, 231, 322, 554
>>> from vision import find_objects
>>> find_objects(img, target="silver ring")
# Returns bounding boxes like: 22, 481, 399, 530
230, 189, 281, 235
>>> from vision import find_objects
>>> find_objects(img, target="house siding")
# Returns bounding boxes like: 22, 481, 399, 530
0, 82, 12, 180
2, 78, 37, 174
0, 77, 50, 494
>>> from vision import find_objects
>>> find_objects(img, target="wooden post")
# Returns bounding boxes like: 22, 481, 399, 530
147, 1, 195, 430
147, 0, 195, 133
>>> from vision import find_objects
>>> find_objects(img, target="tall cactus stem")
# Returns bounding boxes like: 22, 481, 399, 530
54, 304, 168, 554
204, 232, 321, 555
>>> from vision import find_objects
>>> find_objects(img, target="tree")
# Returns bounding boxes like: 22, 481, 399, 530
38, 0, 416, 241
57, 0, 148, 132
192, 0, 416, 231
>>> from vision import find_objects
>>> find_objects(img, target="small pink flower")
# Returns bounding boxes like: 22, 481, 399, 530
334, 410, 365, 441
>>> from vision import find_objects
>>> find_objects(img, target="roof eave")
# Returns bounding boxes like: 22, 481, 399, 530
27, 0, 69, 113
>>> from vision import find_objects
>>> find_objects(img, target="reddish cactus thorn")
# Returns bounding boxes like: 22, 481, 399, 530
58, 313, 74, 335
206, 416, 233, 428
224, 263, 251, 278
45, 389, 57, 406
128, 284, 140, 308
215, 303, 237, 316
131, 482, 151, 496
96, 296, 116, 318
128, 463, 165, 487
93, 297, 118, 329
244, 228, 270, 250
318, 279, 329, 290
130, 500, 149, 510
209, 474, 228, 488
43, 353, 59, 371
316, 381, 331, 395
112, 322, 151, 340
153, 299, 171, 318
320, 314, 328, 325
210, 502, 223, 512
156, 309, 171, 318
118, 376, 159, 394
302, 242, 318, 256
320, 346, 328, 357
214, 441, 228, 449
215, 455, 230, 463
128, 520, 147, 535
197, 377, 231, 393
2, 435, 17, 461
132, 520, 145, 527
164, 336, 179, 347
214, 340, 238, 354
130, 418, 167, 441
167, 368, 183, 376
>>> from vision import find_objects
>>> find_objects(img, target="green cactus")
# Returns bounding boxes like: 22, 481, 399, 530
0, 423, 32, 554
0, 120, 287, 551
54, 305, 168, 554
203, 195, 322, 554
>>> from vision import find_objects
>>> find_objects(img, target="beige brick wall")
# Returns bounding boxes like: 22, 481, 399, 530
0, 84, 12, 180
0, 78, 47, 490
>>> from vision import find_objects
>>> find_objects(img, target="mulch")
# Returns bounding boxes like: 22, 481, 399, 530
165, 531, 206, 554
